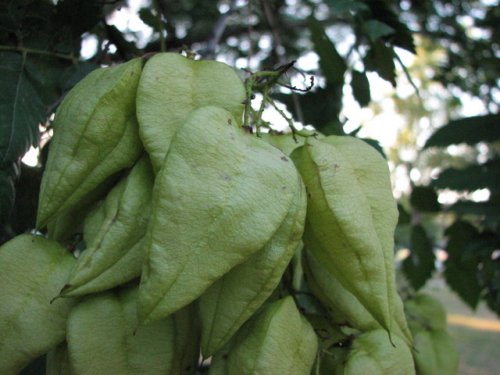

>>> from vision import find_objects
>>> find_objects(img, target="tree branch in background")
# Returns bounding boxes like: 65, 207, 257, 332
202, 0, 239, 58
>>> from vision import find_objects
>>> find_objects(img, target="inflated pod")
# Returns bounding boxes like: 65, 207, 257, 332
37, 58, 143, 228
58, 156, 154, 297
291, 136, 409, 340
327, 330, 415, 375
170, 304, 201, 375
138, 106, 298, 324
209, 297, 318, 375
411, 329, 459, 375
0, 234, 76, 374
66, 286, 175, 375
199, 174, 306, 357
136, 52, 245, 171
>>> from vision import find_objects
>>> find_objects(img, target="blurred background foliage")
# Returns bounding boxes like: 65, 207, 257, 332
0, 0, 498, 316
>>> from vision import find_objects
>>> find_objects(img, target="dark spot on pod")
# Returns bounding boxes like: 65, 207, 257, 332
281, 156, 289, 162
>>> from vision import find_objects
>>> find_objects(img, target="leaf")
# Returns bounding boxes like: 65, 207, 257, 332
0, 163, 17, 226
0, 52, 44, 167
364, 41, 396, 86
362, 20, 395, 42
424, 113, 500, 148
402, 225, 435, 290
0, 234, 76, 374
308, 16, 347, 86
410, 186, 440, 212
139, 8, 159, 31
431, 158, 500, 192
397, 203, 411, 225
274, 87, 343, 134
328, 0, 368, 13
364, 0, 416, 53
448, 200, 500, 222
351, 70, 371, 107
444, 221, 482, 309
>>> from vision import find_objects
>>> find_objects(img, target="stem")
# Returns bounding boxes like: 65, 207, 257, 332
153, 0, 166, 52
0, 45, 77, 63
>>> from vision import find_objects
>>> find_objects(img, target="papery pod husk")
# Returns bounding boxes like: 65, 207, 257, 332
46, 342, 71, 375
329, 330, 415, 375
260, 132, 306, 156
405, 293, 448, 332
66, 286, 175, 375
37, 58, 144, 228
411, 329, 459, 375
58, 156, 154, 297
0, 234, 76, 374
209, 297, 318, 375
136, 52, 245, 172
199, 172, 307, 357
138, 106, 298, 324
170, 304, 201, 375
291, 136, 411, 342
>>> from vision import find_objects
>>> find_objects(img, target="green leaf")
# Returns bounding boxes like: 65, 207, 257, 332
364, 41, 396, 86
308, 16, 346, 86
362, 20, 395, 42
424, 113, 500, 148
139, 8, 159, 31
448, 200, 500, 222
410, 186, 440, 212
402, 225, 435, 290
0, 52, 44, 167
431, 158, 500, 192
274, 87, 343, 134
397, 203, 411, 225
0, 163, 17, 226
328, 0, 368, 13
351, 70, 371, 107
444, 221, 482, 309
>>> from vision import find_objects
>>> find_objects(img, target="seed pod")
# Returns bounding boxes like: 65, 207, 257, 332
291, 136, 405, 339
329, 330, 415, 375
136, 53, 245, 172
37, 58, 143, 228
199, 175, 306, 357
138, 106, 298, 323
210, 297, 318, 375
0, 234, 76, 374
59, 156, 154, 297
411, 329, 459, 375
66, 286, 175, 375
405, 293, 447, 332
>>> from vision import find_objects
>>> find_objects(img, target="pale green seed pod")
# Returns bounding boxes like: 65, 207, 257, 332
330, 330, 415, 375
46, 343, 71, 375
136, 52, 245, 172
0, 234, 76, 374
138, 106, 298, 324
199, 174, 307, 357
210, 297, 318, 375
291, 136, 411, 343
59, 156, 154, 297
66, 286, 175, 375
37, 58, 143, 228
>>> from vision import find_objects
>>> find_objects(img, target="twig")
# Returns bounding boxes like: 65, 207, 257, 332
153, 0, 166, 52
0, 45, 77, 63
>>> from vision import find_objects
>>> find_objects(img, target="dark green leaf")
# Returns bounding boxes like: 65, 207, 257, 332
0, 52, 44, 167
362, 20, 395, 42
308, 16, 346, 86
444, 221, 482, 309
0, 163, 17, 226
432, 158, 500, 192
448, 200, 500, 221
10, 164, 42, 234
274, 86, 343, 134
424, 113, 500, 148
364, 41, 396, 86
139, 8, 159, 31
397, 203, 411, 225
351, 70, 371, 107
402, 224, 435, 290
410, 186, 440, 212
328, 0, 368, 13
364, 0, 415, 53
